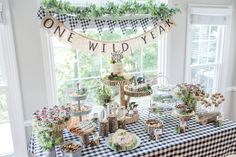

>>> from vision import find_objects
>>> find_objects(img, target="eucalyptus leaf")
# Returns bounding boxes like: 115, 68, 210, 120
41, 0, 180, 20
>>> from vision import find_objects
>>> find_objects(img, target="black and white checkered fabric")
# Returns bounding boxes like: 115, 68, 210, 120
48, 10, 55, 17
37, 7, 46, 20
95, 19, 106, 34
119, 20, 129, 35
140, 18, 149, 32
130, 19, 139, 32
80, 19, 91, 33
28, 106, 236, 157
56, 14, 68, 23
68, 16, 80, 30
107, 20, 116, 33
151, 17, 159, 27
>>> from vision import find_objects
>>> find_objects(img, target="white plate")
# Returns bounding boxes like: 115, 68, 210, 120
105, 133, 141, 152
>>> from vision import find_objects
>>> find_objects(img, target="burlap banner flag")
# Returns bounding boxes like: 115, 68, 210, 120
41, 16, 175, 54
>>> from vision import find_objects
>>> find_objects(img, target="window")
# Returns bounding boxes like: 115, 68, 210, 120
41, 0, 168, 105
52, 28, 164, 104
186, 5, 232, 93
0, 0, 27, 156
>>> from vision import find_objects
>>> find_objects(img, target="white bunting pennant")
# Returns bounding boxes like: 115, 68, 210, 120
41, 16, 175, 54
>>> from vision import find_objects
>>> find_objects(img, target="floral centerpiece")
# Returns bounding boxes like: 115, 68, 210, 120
174, 83, 206, 115
32, 106, 71, 152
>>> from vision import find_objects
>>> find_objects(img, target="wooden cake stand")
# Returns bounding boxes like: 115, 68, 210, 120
101, 77, 132, 108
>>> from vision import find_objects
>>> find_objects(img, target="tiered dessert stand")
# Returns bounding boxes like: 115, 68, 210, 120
69, 84, 92, 122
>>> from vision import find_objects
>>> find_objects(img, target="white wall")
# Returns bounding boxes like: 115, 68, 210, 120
9, 0, 47, 121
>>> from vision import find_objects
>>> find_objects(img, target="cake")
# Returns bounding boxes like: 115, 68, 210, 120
108, 129, 137, 152
110, 63, 124, 75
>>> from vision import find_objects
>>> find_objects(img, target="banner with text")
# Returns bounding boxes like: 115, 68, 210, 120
41, 16, 175, 54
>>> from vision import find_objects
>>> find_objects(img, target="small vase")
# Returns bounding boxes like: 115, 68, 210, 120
44, 148, 56, 157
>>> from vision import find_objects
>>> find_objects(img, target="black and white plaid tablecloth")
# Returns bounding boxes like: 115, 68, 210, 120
28, 107, 236, 157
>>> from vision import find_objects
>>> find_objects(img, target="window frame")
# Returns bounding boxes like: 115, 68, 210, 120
185, 4, 232, 92
0, 0, 28, 156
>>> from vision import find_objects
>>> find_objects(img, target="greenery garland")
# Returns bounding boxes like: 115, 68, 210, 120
41, 0, 181, 20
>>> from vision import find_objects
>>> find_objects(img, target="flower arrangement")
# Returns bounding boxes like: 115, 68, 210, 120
32, 106, 71, 150
95, 86, 113, 106
174, 83, 206, 114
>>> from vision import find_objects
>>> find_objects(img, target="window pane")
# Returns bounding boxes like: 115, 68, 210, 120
191, 66, 216, 93
208, 41, 217, 63
123, 50, 141, 73
199, 25, 209, 40
52, 38, 77, 103
192, 25, 200, 41
190, 25, 221, 65
79, 52, 101, 78
210, 26, 218, 40
143, 43, 158, 71
199, 41, 208, 64
191, 42, 199, 64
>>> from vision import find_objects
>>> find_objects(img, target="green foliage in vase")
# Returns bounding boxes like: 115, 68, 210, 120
37, 130, 63, 151
41, 0, 181, 20
95, 86, 113, 106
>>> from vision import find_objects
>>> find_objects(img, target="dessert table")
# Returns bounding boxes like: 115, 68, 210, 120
28, 106, 236, 157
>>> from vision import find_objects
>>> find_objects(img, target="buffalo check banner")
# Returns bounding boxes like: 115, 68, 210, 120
28, 106, 236, 157
41, 16, 175, 54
